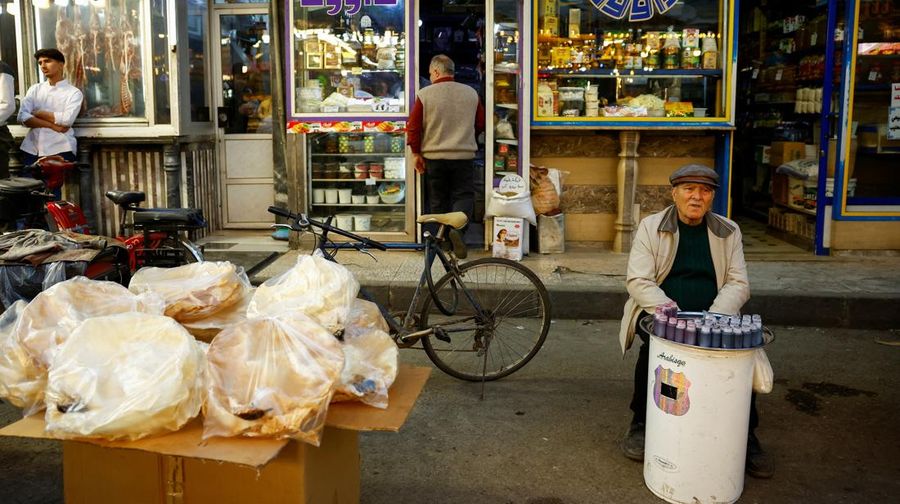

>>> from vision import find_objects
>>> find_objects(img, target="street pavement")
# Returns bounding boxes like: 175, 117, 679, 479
251, 245, 900, 329
2, 321, 898, 503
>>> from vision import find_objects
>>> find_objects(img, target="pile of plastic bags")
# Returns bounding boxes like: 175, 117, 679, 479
0, 256, 399, 445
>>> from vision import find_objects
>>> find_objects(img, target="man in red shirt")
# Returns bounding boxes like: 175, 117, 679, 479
407, 55, 485, 225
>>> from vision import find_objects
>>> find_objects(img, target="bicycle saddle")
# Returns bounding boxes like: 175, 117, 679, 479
105, 190, 146, 206
0, 177, 45, 194
133, 208, 206, 228
416, 212, 468, 229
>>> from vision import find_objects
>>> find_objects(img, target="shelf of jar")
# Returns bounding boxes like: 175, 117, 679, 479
538, 68, 723, 78
311, 153, 405, 157
311, 179, 406, 183
495, 139, 518, 146
300, 68, 405, 75
311, 203, 406, 207
495, 103, 518, 110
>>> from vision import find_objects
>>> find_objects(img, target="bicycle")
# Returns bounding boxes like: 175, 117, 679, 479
267, 206, 552, 385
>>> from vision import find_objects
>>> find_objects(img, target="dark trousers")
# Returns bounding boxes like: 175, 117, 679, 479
0, 125, 13, 179
630, 315, 759, 433
423, 158, 474, 221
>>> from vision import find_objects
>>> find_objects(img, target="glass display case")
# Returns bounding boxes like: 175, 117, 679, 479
30, 0, 152, 122
305, 127, 411, 237
834, 0, 900, 216
487, 0, 529, 183
288, 0, 410, 119
532, 0, 736, 126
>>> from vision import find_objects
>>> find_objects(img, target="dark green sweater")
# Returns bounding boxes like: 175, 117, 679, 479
660, 219, 718, 312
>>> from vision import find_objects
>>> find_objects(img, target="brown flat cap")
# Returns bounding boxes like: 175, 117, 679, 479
669, 164, 720, 188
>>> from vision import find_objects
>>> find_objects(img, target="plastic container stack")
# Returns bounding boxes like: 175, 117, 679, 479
652, 303, 765, 349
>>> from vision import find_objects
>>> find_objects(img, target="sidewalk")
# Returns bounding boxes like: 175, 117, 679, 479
248, 242, 900, 329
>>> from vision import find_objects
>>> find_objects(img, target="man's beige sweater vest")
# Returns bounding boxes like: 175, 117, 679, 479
417, 81, 479, 160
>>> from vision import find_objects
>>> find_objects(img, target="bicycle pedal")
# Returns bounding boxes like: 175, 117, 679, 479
434, 327, 451, 343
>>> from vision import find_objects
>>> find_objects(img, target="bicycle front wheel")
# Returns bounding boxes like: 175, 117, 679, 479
420, 258, 551, 381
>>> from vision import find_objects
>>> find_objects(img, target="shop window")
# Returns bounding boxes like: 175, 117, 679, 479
535, 0, 730, 121
289, 0, 408, 117
188, 0, 209, 123
31, 0, 147, 121
151, 0, 171, 124
0, 0, 21, 120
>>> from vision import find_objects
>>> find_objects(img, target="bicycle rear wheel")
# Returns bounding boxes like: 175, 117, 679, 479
420, 258, 551, 381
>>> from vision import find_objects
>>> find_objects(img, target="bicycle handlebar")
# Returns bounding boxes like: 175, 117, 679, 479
267, 206, 388, 251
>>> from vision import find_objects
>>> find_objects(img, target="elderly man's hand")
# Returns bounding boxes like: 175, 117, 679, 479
414, 154, 425, 174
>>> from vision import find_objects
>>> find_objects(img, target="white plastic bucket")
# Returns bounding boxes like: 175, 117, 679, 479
366, 194, 381, 204
354, 214, 372, 231
335, 214, 353, 230
312, 189, 325, 204
351, 194, 366, 204
338, 188, 353, 204
644, 335, 755, 504
324, 189, 339, 204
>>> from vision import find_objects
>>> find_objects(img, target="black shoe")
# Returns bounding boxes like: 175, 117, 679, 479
746, 433, 774, 479
622, 421, 645, 461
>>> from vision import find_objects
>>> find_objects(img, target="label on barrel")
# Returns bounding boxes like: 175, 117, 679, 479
653, 366, 691, 416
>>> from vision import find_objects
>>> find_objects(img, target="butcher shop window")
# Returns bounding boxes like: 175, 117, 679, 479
0, 0, 21, 113
32, 0, 148, 121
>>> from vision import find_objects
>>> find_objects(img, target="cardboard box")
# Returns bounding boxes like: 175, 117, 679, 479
537, 214, 565, 254
769, 141, 807, 167
492, 217, 527, 261
1, 365, 431, 504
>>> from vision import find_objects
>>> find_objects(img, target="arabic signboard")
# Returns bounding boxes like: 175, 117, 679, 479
590, 0, 678, 22
298, 0, 400, 17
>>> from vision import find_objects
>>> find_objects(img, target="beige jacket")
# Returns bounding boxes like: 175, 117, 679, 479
618, 206, 750, 354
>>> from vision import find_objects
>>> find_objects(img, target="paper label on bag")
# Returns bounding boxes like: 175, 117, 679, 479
497, 174, 527, 195
752, 69, 759, 79
811, 33, 818, 46
888, 108, 900, 140
775, 69, 783, 81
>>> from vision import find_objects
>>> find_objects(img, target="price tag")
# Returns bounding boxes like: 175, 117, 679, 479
372, 102, 390, 112
869, 71, 878, 81
810, 33, 818, 46
351, 67, 363, 75
775, 69, 783, 81
888, 108, 900, 140
891, 83, 900, 107
366, 178, 376, 186
322, 105, 340, 113
752, 68, 760, 79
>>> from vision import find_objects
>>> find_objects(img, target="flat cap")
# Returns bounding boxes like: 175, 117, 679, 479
669, 164, 719, 188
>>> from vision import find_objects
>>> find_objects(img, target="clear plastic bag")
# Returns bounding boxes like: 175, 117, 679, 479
346, 298, 390, 333
494, 115, 516, 140
0, 300, 45, 412
752, 348, 774, 394
181, 287, 254, 343
129, 262, 250, 323
247, 254, 360, 334
331, 299, 398, 408
202, 313, 345, 445
44, 313, 205, 440
10, 277, 164, 415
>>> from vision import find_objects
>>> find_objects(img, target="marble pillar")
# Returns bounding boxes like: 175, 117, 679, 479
614, 131, 640, 253
163, 143, 182, 208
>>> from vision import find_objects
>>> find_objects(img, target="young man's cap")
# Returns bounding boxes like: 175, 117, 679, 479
34, 48, 65, 64
669, 164, 720, 188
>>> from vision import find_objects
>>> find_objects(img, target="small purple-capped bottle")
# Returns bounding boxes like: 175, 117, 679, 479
675, 320, 686, 343
666, 317, 677, 340
711, 326, 722, 348
685, 321, 697, 346
654, 314, 669, 337
722, 327, 734, 349
699, 325, 712, 347
741, 324, 753, 348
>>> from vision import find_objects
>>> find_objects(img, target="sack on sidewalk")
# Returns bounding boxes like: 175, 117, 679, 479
752, 348, 774, 394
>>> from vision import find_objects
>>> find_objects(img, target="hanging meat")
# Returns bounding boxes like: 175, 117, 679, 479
119, 16, 135, 116
85, 6, 103, 74
71, 7, 88, 112
54, 7, 76, 81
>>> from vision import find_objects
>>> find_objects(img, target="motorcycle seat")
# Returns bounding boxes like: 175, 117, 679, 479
0, 177, 46, 195
133, 208, 206, 229
105, 190, 146, 206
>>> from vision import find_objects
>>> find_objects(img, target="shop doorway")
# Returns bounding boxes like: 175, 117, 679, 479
417, 0, 486, 246
212, 6, 274, 229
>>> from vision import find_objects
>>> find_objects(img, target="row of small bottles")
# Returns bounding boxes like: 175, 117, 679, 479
540, 29, 719, 72
652, 303, 765, 349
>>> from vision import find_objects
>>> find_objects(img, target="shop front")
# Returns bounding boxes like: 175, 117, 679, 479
530, 0, 737, 252
1, 0, 222, 236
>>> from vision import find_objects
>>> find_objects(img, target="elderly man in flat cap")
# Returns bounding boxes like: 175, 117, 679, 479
618, 164, 773, 478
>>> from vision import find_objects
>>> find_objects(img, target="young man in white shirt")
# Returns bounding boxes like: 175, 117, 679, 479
0, 59, 15, 178
17, 48, 84, 169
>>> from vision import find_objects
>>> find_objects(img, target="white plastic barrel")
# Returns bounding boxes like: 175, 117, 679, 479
644, 335, 755, 504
